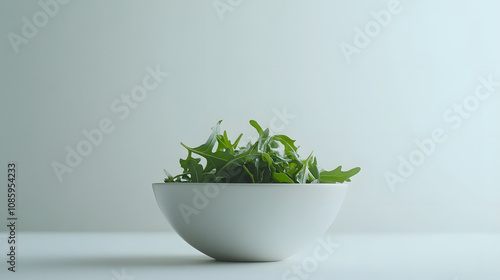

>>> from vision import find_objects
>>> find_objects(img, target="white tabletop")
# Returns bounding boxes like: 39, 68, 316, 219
1, 232, 499, 280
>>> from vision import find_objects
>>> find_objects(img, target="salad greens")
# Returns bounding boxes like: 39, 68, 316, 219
164, 120, 360, 184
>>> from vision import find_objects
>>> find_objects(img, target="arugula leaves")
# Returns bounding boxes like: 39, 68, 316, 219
164, 120, 360, 184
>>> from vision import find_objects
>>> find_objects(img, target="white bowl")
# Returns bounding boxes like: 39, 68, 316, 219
152, 183, 348, 262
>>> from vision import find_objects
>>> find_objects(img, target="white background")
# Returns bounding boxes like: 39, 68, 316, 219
1, 0, 499, 234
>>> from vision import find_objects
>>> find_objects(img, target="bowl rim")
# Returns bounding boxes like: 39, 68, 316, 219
152, 182, 349, 188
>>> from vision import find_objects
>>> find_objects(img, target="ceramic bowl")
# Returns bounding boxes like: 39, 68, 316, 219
152, 183, 348, 261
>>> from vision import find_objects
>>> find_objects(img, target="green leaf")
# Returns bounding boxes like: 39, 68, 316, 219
271, 135, 299, 153
232, 133, 243, 149
320, 166, 361, 183
296, 152, 314, 184
180, 120, 233, 172
242, 165, 255, 183
217, 128, 270, 175
163, 120, 361, 184
216, 131, 244, 154
309, 157, 320, 180
193, 120, 222, 152
261, 152, 282, 173
249, 120, 264, 135
272, 172, 294, 183
186, 158, 204, 182
179, 151, 198, 173
181, 142, 232, 172
257, 128, 271, 152
216, 132, 231, 152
